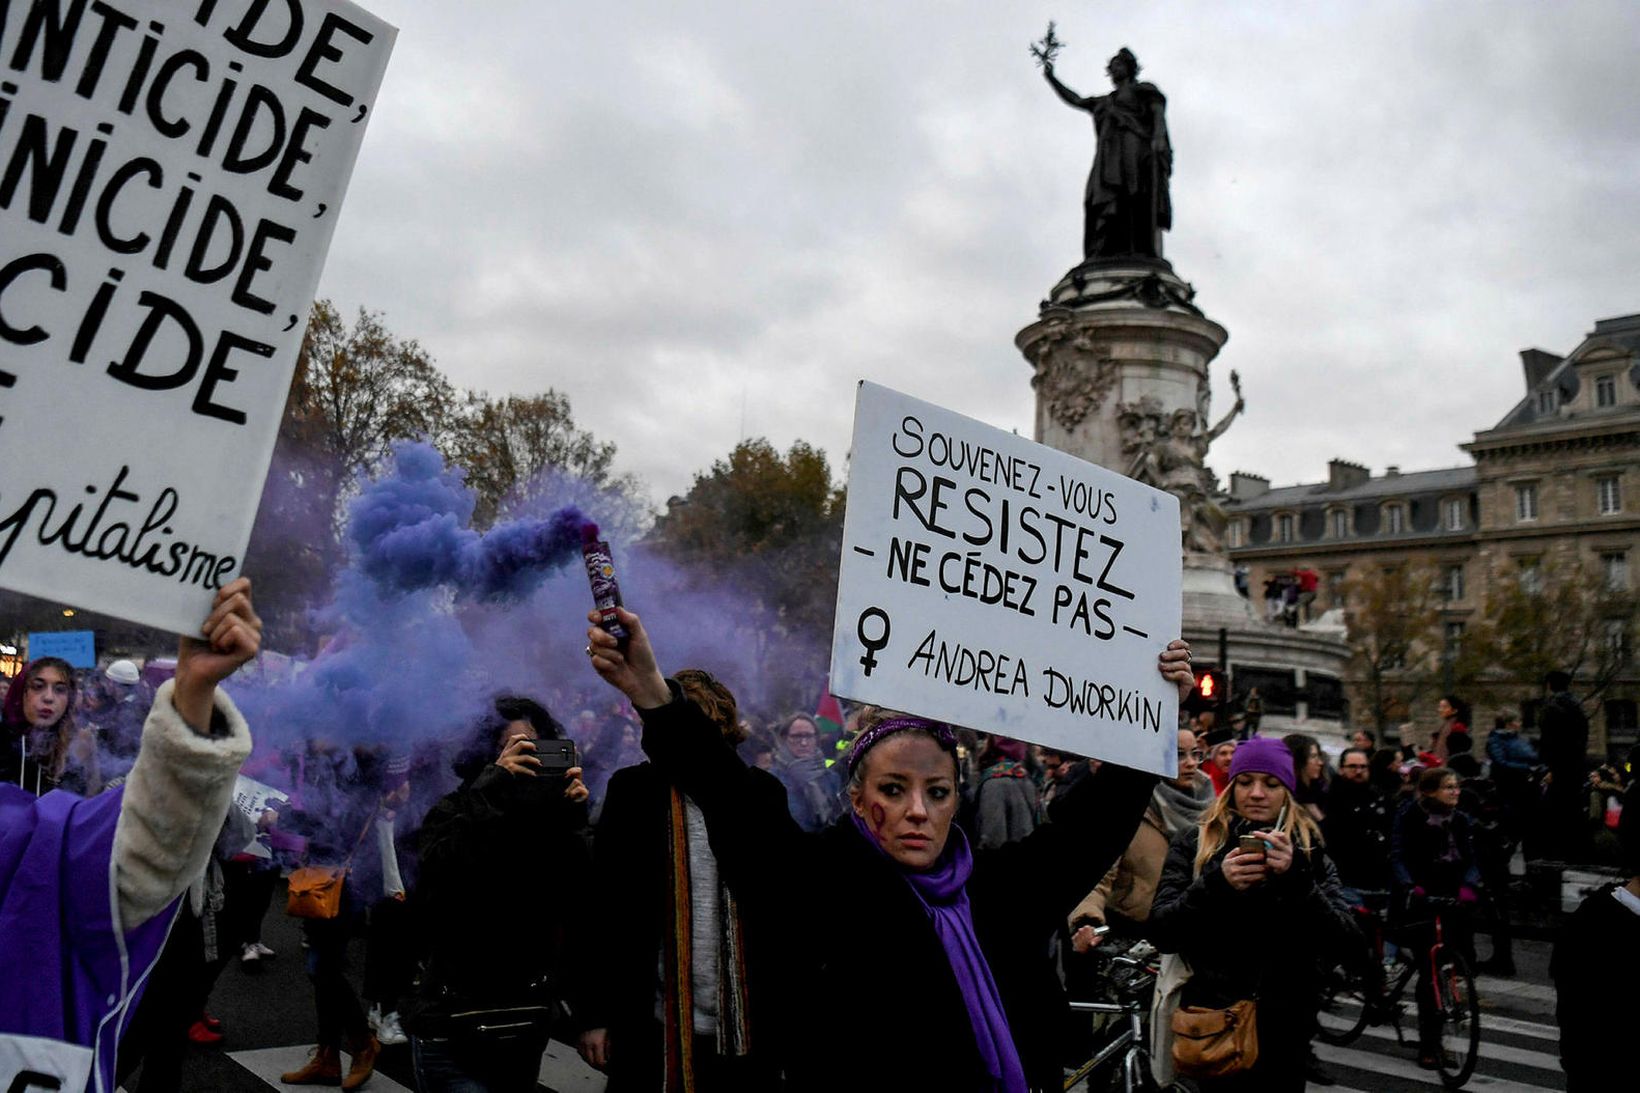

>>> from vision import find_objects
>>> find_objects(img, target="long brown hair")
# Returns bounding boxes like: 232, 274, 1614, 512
1194, 775, 1323, 873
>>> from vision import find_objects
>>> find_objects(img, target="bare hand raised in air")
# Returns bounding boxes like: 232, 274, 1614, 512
173, 577, 262, 733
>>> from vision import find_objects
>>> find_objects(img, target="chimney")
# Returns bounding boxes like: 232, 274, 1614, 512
1520, 349, 1563, 393
1385, 465, 1401, 477
1327, 459, 1370, 492
1230, 472, 1269, 500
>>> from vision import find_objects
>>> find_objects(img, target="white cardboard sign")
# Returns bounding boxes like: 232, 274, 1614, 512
830, 382, 1182, 777
0, 0, 395, 633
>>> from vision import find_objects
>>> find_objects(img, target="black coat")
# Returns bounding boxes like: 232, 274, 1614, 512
1149, 823, 1358, 1009
1538, 691, 1589, 781
584, 758, 789, 1085
1148, 822, 1359, 1093
631, 685, 1155, 1092
405, 764, 593, 1028
1551, 883, 1640, 1092
1322, 777, 1392, 890
1390, 798, 1482, 897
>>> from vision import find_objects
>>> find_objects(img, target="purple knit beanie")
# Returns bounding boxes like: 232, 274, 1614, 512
1227, 736, 1297, 795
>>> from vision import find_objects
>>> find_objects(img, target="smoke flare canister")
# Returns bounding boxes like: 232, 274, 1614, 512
582, 525, 630, 649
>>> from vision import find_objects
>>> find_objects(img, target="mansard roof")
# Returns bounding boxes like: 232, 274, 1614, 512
1226, 465, 1475, 513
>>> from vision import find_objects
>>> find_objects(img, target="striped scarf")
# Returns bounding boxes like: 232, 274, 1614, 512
661, 787, 752, 1092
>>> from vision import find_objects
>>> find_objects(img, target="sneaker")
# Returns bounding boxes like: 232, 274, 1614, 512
1306, 1052, 1337, 1086
366, 1005, 381, 1034
240, 943, 261, 964
376, 1011, 406, 1047
201, 1012, 223, 1033
187, 1020, 223, 1045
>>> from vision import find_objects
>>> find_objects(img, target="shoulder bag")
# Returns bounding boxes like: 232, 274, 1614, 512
286, 804, 379, 920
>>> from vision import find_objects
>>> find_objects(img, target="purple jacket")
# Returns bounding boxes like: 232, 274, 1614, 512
0, 785, 175, 1093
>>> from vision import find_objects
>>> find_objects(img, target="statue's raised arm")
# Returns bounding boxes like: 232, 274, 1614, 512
1043, 62, 1094, 111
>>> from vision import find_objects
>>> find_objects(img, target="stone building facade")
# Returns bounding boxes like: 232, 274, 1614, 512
1225, 314, 1640, 755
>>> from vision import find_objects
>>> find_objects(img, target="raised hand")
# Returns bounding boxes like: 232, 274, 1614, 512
586, 607, 670, 710
173, 577, 262, 733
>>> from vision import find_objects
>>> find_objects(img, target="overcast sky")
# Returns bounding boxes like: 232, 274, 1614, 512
313, 0, 1640, 506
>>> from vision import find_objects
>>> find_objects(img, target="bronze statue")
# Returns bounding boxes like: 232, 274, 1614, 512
1038, 37, 1172, 262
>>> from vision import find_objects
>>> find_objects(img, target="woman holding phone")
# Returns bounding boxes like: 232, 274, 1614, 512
585, 605, 1193, 1092
1148, 738, 1358, 1092
398, 696, 593, 1093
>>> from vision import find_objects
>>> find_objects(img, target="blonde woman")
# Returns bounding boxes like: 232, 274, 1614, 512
1148, 738, 1358, 1092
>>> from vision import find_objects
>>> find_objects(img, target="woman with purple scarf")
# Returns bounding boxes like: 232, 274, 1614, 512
587, 606, 1193, 1092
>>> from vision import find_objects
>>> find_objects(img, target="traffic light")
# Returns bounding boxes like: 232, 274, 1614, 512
1188, 666, 1227, 713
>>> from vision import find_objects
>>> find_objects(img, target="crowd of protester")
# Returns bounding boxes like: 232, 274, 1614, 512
3, 600, 1635, 1093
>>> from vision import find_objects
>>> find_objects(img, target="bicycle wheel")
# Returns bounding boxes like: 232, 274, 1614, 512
1316, 962, 1374, 1046
1435, 949, 1481, 1089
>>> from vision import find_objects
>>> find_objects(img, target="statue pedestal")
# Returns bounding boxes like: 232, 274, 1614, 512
1017, 260, 1352, 736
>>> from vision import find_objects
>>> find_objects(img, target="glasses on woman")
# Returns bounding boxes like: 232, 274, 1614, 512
1177, 749, 1204, 762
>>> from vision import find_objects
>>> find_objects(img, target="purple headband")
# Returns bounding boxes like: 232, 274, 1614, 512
845, 716, 958, 776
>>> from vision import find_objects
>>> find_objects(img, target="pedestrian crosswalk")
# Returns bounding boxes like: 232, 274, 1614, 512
1315, 975, 1566, 1093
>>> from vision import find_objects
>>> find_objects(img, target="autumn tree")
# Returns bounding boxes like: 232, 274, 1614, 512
447, 391, 625, 527
1458, 555, 1635, 707
648, 439, 845, 713
287, 301, 461, 488
1342, 562, 1446, 735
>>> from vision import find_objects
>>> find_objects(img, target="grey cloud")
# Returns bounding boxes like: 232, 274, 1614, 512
316, 1, 1640, 501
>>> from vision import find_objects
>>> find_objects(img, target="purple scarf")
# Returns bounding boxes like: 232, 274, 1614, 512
851, 813, 1027, 1093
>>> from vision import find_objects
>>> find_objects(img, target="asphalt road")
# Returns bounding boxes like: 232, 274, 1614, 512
124, 880, 1568, 1093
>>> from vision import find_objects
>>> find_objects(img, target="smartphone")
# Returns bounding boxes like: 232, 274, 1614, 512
1237, 834, 1267, 856
527, 739, 579, 774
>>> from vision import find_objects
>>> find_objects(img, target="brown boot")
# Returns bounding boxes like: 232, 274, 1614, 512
281, 1045, 341, 1085
341, 1034, 380, 1091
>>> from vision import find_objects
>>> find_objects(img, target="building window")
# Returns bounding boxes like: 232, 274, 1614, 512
1326, 570, 1347, 608
1330, 509, 1349, 539
1443, 564, 1465, 601
1383, 504, 1405, 535
1227, 520, 1244, 548
1602, 552, 1629, 592
1538, 389, 1557, 414
1515, 482, 1539, 522
1605, 618, 1632, 663
1277, 513, 1294, 543
1607, 699, 1638, 741
1519, 556, 1542, 594
1445, 621, 1466, 649
1444, 498, 1465, 531
1596, 374, 1617, 408
1598, 475, 1622, 515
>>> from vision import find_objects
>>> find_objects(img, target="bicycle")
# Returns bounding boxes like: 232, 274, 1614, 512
1063, 939, 1160, 1093
1317, 891, 1481, 1089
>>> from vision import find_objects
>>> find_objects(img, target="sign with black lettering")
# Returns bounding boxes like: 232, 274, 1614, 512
0, 0, 394, 633
830, 382, 1182, 776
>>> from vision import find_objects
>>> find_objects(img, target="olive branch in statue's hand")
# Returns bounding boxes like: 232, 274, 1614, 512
1030, 21, 1064, 69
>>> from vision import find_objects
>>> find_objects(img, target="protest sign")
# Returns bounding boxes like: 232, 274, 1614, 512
231, 773, 291, 859
0, 0, 395, 633
830, 382, 1183, 777
25, 629, 94, 667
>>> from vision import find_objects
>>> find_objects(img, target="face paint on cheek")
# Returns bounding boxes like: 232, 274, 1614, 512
869, 803, 887, 832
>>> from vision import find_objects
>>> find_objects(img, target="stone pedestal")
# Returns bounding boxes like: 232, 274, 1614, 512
1017, 259, 1352, 733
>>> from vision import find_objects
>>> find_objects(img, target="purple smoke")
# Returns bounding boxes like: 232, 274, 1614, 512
347, 442, 592, 601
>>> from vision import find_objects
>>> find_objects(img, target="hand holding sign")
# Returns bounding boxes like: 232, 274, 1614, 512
173, 576, 262, 734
